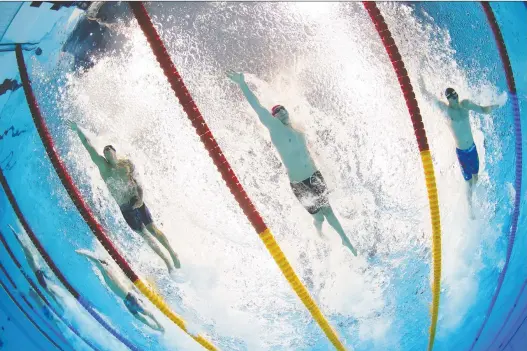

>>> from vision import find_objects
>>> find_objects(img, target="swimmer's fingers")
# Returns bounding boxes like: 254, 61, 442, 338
66, 119, 77, 130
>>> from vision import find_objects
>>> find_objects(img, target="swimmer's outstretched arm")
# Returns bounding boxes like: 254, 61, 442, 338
76, 249, 109, 274
226, 70, 277, 128
417, 76, 448, 112
461, 100, 499, 114
68, 121, 108, 173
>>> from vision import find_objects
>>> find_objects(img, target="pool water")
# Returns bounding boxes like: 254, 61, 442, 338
0, 2, 525, 351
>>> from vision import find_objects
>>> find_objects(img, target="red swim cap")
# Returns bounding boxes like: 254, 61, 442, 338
271, 105, 284, 116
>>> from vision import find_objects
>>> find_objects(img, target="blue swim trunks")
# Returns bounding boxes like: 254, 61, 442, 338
124, 293, 145, 315
120, 203, 153, 231
36, 269, 48, 289
456, 143, 479, 181
42, 305, 53, 320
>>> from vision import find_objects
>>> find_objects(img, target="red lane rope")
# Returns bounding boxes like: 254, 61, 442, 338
362, 3, 429, 152
0, 168, 138, 351
469, 3, 524, 350
0, 170, 78, 298
128, 2, 267, 234
14, 45, 138, 282
128, 3, 347, 350
7, 45, 141, 351
362, 3, 442, 351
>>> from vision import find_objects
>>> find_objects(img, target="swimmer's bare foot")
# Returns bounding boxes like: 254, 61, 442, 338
172, 254, 181, 269
316, 228, 328, 241
342, 238, 357, 256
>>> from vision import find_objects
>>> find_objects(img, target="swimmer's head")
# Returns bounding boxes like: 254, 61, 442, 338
103, 145, 118, 165
271, 105, 290, 125
35, 47, 42, 56
445, 88, 459, 104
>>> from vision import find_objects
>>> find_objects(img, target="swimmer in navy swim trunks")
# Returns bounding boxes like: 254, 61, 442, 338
418, 78, 500, 217
69, 122, 180, 273
227, 70, 357, 256
76, 249, 164, 332
9, 225, 64, 313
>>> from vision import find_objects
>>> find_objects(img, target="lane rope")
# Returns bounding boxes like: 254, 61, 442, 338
14, 44, 217, 351
0, 168, 139, 351
0, 229, 100, 351
0, 261, 73, 351
0, 278, 66, 351
128, 2, 347, 350
469, 4, 523, 350
486, 279, 527, 351
362, 3, 443, 350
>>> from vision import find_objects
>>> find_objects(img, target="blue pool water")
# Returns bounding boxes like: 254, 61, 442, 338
0, 2, 526, 351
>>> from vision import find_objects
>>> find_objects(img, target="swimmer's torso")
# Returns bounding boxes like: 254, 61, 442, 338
270, 126, 317, 182
447, 105, 474, 150
102, 159, 141, 206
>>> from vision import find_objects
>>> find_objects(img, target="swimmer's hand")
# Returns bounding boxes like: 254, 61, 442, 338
67, 120, 78, 132
350, 245, 358, 257
342, 237, 358, 257
226, 70, 245, 85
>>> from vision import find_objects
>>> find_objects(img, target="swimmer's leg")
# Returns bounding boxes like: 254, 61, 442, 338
310, 211, 325, 238
136, 227, 175, 272
321, 206, 357, 256
134, 309, 164, 332
466, 176, 476, 219
145, 224, 181, 269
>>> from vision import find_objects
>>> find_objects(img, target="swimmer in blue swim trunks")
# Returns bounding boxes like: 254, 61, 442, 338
76, 249, 164, 332
227, 70, 357, 256
10, 225, 64, 313
69, 122, 180, 273
418, 78, 500, 217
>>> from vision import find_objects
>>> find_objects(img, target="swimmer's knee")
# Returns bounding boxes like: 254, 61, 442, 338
146, 223, 160, 233
312, 212, 324, 222
135, 226, 149, 236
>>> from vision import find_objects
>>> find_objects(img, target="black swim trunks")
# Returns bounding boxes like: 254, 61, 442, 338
35, 269, 48, 289
124, 293, 145, 315
120, 203, 153, 231
290, 171, 329, 214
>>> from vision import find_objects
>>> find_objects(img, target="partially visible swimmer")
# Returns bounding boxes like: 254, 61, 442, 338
227, 70, 357, 256
419, 77, 501, 218
76, 249, 165, 332
69, 121, 181, 273
9, 225, 65, 318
